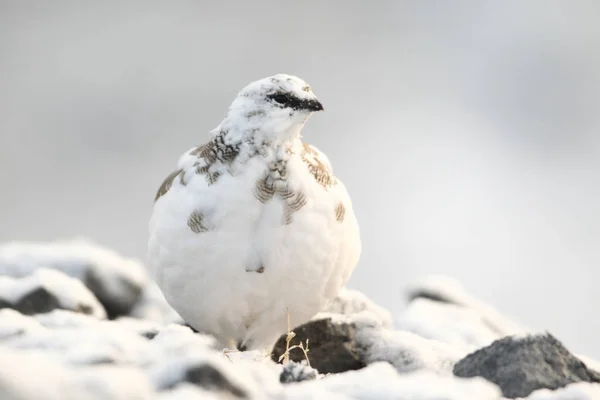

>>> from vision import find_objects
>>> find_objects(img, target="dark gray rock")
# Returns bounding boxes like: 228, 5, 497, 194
13, 287, 62, 315
280, 361, 318, 383
0, 298, 13, 310
453, 333, 600, 398
271, 318, 366, 374
140, 329, 159, 340
84, 268, 143, 319
184, 364, 247, 398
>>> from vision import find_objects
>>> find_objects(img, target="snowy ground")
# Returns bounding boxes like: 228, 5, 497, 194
0, 239, 599, 400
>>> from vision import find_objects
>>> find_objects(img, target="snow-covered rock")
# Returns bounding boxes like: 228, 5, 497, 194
0, 239, 148, 317
406, 274, 527, 337
279, 361, 319, 383
0, 268, 106, 318
272, 317, 366, 374
272, 312, 465, 376
397, 297, 503, 350
0, 240, 598, 400
321, 287, 393, 328
355, 314, 465, 375
453, 333, 600, 398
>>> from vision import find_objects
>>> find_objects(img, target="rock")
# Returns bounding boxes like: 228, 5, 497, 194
0, 239, 148, 318
184, 364, 247, 398
13, 287, 62, 315
271, 318, 366, 374
280, 361, 318, 383
272, 312, 465, 377
0, 298, 13, 310
453, 333, 600, 398
84, 267, 142, 318
0, 269, 106, 318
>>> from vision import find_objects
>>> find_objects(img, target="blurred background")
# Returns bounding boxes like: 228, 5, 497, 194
1, 1, 599, 357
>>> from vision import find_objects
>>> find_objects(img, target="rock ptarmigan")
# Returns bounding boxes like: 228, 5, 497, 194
148, 74, 361, 351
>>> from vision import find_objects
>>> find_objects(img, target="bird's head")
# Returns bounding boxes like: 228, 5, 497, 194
218, 74, 324, 142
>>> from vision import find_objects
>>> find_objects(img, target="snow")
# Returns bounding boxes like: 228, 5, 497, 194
0, 245, 598, 400
157, 383, 224, 400
285, 362, 502, 400
321, 287, 394, 328
356, 321, 466, 375
577, 354, 600, 374
0, 346, 154, 400
0, 268, 106, 318
0, 309, 46, 339
3, 318, 151, 366
524, 382, 600, 400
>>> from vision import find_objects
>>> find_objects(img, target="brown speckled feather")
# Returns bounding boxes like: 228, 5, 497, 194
301, 142, 337, 189
188, 210, 209, 233
155, 169, 182, 202
254, 177, 275, 203
335, 202, 346, 223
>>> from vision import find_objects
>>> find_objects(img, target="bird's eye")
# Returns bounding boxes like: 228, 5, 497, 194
269, 93, 289, 105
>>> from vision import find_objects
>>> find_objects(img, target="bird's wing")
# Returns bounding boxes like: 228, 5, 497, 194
299, 141, 361, 297
154, 132, 243, 202
153, 143, 209, 202
300, 142, 337, 189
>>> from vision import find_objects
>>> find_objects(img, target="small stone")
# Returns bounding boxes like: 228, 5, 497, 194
453, 333, 600, 398
271, 318, 366, 374
280, 361, 318, 383
184, 364, 247, 398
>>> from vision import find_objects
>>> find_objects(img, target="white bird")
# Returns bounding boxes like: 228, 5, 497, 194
148, 74, 361, 351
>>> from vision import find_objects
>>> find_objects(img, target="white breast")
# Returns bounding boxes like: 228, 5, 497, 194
148, 146, 360, 350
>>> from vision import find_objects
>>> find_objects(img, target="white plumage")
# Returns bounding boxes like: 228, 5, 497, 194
148, 74, 361, 350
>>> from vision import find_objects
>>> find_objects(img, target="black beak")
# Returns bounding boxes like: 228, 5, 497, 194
305, 99, 324, 112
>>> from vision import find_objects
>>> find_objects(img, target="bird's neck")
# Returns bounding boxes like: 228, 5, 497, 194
213, 116, 303, 150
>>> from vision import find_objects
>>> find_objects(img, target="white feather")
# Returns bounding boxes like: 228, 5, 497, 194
148, 74, 361, 350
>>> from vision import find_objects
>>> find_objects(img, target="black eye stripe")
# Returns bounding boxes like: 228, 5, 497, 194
269, 93, 289, 105
266, 92, 319, 111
